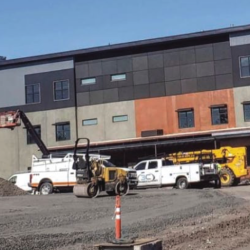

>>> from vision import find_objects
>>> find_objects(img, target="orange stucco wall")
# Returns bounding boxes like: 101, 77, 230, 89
135, 89, 236, 137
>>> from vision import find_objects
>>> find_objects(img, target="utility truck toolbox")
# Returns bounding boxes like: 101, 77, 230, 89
134, 159, 221, 189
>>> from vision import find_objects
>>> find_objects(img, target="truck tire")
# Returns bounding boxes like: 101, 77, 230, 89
176, 177, 188, 189
39, 182, 53, 195
220, 168, 235, 187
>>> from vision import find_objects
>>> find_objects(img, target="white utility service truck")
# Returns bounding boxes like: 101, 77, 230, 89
29, 153, 138, 195
134, 159, 221, 189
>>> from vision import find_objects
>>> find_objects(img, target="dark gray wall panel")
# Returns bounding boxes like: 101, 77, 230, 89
180, 64, 196, 79
132, 56, 148, 71
180, 49, 196, 65
148, 53, 164, 69
76, 79, 89, 92
102, 75, 118, 89
214, 59, 232, 75
77, 92, 90, 106
197, 76, 216, 92
25, 69, 75, 111
90, 90, 104, 105
213, 42, 231, 60
134, 84, 150, 99
102, 60, 117, 75
150, 82, 165, 97
232, 44, 250, 87
149, 68, 165, 83
164, 51, 180, 67
75, 63, 89, 79
117, 58, 132, 73
165, 66, 180, 81
103, 88, 119, 103
195, 46, 213, 63
181, 78, 197, 94
89, 76, 104, 91
89, 61, 102, 76
118, 86, 134, 101
165, 80, 181, 96
133, 70, 149, 85
118, 72, 133, 87
196, 61, 215, 77
216, 74, 233, 90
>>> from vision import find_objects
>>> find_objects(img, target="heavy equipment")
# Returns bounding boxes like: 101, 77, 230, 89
0, 110, 138, 197
72, 138, 138, 198
167, 146, 248, 187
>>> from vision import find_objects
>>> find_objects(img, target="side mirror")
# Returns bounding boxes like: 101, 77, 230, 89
72, 162, 78, 170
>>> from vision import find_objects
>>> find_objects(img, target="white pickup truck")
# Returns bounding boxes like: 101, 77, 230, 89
29, 153, 138, 195
134, 159, 220, 189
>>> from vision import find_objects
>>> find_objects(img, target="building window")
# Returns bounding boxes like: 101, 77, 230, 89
82, 118, 98, 126
27, 125, 41, 145
54, 80, 69, 101
240, 56, 250, 77
25, 83, 40, 104
56, 122, 70, 141
211, 106, 228, 125
178, 109, 194, 129
243, 103, 250, 122
111, 73, 126, 81
81, 78, 96, 85
113, 115, 128, 123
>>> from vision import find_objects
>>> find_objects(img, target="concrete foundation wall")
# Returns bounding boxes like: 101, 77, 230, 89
77, 101, 136, 142
0, 107, 76, 179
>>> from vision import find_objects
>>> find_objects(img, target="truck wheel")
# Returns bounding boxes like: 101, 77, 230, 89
106, 191, 116, 196
220, 168, 235, 187
39, 182, 53, 195
176, 177, 188, 189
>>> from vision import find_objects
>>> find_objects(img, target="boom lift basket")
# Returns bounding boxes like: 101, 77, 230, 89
0, 111, 20, 128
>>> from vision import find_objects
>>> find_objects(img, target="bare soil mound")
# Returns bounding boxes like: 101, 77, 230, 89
0, 178, 27, 196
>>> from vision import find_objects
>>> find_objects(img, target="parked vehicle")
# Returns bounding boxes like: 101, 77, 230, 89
8, 172, 32, 192
134, 159, 221, 189
29, 152, 138, 195
168, 147, 248, 187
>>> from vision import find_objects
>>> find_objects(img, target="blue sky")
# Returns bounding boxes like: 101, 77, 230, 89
1, 0, 250, 59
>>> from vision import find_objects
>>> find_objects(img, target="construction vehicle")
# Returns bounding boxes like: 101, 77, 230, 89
0, 110, 138, 196
72, 138, 138, 198
167, 146, 248, 187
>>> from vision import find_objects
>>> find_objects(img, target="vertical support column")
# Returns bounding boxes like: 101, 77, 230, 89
115, 195, 121, 239
154, 144, 158, 158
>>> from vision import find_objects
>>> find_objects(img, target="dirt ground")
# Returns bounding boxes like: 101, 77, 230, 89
1, 186, 250, 250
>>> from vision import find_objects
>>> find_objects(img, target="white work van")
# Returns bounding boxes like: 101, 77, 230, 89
29, 153, 138, 195
8, 172, 32, 192
134, 159, 220, 189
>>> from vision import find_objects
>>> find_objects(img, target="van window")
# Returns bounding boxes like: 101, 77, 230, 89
148, 161, 158, 169
9, 176, 17, 184
135, 162, 146, 170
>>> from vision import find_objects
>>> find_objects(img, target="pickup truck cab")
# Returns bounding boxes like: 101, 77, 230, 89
134, 159, 220, 189
8, 172, 32, 192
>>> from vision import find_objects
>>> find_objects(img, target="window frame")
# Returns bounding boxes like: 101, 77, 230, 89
26, 125, 41, 145
210, 105, 228, 125
55, 122, 71, 141
147, 161, 158, 170
177, 109, 195, 129
25, 83, 41, 104
112, 115, 128, 123
82, 118, 98, 126
239, 55, 250, 78
135, 162, 146, 171
111, 73, 126, 82
53, 79, 70, 101
243, 102, 250, 122
81, 77, 96, 86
